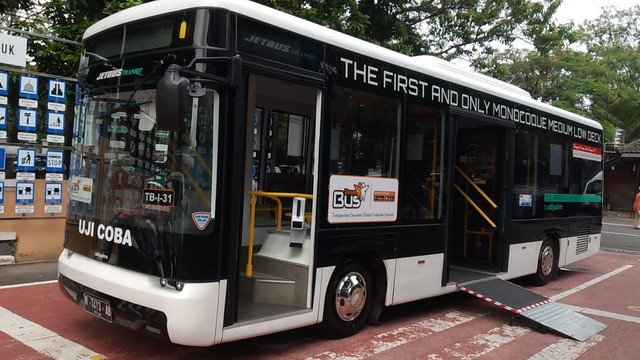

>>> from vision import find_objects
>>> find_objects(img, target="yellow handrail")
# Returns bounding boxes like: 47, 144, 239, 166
245, 190, 313, 277
454, 166, 497, 209
453, 183, 497, 229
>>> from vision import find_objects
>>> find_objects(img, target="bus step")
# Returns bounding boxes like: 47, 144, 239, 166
457, 277, 606, 341
240, 271, 296, 305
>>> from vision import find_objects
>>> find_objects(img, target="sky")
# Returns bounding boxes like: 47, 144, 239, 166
554, 0, 640, 23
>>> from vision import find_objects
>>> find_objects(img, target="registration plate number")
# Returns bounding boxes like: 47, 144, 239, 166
84, 293, 112, 323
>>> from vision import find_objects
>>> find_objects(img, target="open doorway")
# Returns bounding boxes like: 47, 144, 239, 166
448, 115, 511, 283
236, 74, 319, 324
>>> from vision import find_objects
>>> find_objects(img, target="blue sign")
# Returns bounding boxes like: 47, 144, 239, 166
0, 106, 6, 129
47, 112, 65, 134
19, 75, 38, 99
48, 79, 66, 102
0, 72, 7, 96
16, 148, 36, 172
18, 108, 37, 131
16, 182, 35, 204
46, 150, 64, 172
0, 181, 4, 204
0, 147, 5, 170
45, 182, 63, 203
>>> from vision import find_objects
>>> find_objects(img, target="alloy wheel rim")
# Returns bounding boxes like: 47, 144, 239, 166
334, 271, 367, 322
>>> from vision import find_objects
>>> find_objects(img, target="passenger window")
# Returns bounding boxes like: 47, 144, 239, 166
329, 86, 399, 177
400, 104, 443, 223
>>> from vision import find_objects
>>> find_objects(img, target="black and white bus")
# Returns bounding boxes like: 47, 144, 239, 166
58, 0, 603, 346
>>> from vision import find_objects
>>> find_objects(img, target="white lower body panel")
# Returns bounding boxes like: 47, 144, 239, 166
58, 250, 220, 346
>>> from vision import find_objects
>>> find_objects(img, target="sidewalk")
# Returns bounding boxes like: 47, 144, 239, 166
603, 210, 633, 219
0, 260, 58, 287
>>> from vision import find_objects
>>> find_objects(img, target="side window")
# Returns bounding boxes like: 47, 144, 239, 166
265, 111, 311, 193
513, 127, 601, 218
513, 130, 569, 218
329, 86, 399, 177
400, 104, 443, 223
179, 90, 218, 229
513, 128, 537, 218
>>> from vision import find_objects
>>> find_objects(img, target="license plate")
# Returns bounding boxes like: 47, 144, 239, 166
84, 293, 113, 323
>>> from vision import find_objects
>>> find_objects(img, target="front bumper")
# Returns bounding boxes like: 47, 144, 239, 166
57, 250, 221, 346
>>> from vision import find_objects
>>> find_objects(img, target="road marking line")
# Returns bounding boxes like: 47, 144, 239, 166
601, 248, 640, 255
562, 304, 640, 324
602, 230, 640, 237
550, 265, 633, 301
0, 305, 104, 360
528, 334, 604, 360
427, 324, 530, 360
0, 280, 57, 290
306, 310, 483, 360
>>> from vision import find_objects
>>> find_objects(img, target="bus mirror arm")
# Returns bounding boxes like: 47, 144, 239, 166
156, 64, 189, 131
182, 55, 243, 88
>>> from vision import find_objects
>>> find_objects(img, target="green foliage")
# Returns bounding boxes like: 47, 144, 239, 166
254, 0, 561, 59
9, 237, 17, 256
4, 0, 637, 144
474, 5, 640, 143
1, 0, 147, 78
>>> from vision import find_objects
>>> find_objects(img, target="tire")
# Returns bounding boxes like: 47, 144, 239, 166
530, 238, 557, 286
320, 259, 372, 339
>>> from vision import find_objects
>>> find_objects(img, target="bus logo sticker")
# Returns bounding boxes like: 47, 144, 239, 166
68, 176, 93, 204
192, 212, 212, 231
328, 175, 398, 224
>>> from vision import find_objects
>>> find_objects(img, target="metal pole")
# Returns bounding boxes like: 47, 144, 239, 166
0, 26, 82, 46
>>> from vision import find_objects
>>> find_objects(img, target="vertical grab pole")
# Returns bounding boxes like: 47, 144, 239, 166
246, 192, 257, 277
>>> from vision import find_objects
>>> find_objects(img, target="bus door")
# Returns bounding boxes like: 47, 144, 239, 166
448, 113, 513, 279
235, 73, 319, 324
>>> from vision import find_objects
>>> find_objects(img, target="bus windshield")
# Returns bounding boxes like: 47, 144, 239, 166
65, 86, 219, 280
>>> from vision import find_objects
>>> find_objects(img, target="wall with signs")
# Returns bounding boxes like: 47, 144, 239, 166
0, 69, 73, 262
1, 180, 68, 262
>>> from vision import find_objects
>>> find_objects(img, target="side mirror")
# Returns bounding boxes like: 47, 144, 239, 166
156, 64, 189, 131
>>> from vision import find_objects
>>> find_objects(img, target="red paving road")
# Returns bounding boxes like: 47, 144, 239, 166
0, 251, 639, 359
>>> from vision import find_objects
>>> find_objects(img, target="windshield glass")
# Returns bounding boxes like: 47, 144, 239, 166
65, 86, 219, 280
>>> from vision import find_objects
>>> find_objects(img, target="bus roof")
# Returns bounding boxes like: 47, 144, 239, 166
84, 0, 603, 131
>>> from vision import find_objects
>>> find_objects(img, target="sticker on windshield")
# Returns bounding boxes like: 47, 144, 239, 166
192, 212, 212, 231
143, 188, 175, 207
69, 176, 93, 204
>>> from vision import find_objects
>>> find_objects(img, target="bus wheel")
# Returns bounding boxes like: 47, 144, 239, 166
320, 259, 372, 338
531, 238, 557, 286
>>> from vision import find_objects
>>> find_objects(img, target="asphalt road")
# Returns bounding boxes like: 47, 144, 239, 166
2, 251, 639, 359
602, 215, 640, 253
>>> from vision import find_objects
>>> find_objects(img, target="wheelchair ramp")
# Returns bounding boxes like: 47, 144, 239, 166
457, 277, 607, 341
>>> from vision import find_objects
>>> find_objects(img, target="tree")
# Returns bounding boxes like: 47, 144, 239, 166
0, 0, 147, 78
474, 5, 640, 142
253, 0, 563, 60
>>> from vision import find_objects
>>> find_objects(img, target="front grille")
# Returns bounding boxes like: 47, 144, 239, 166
58, 274, 169, 341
